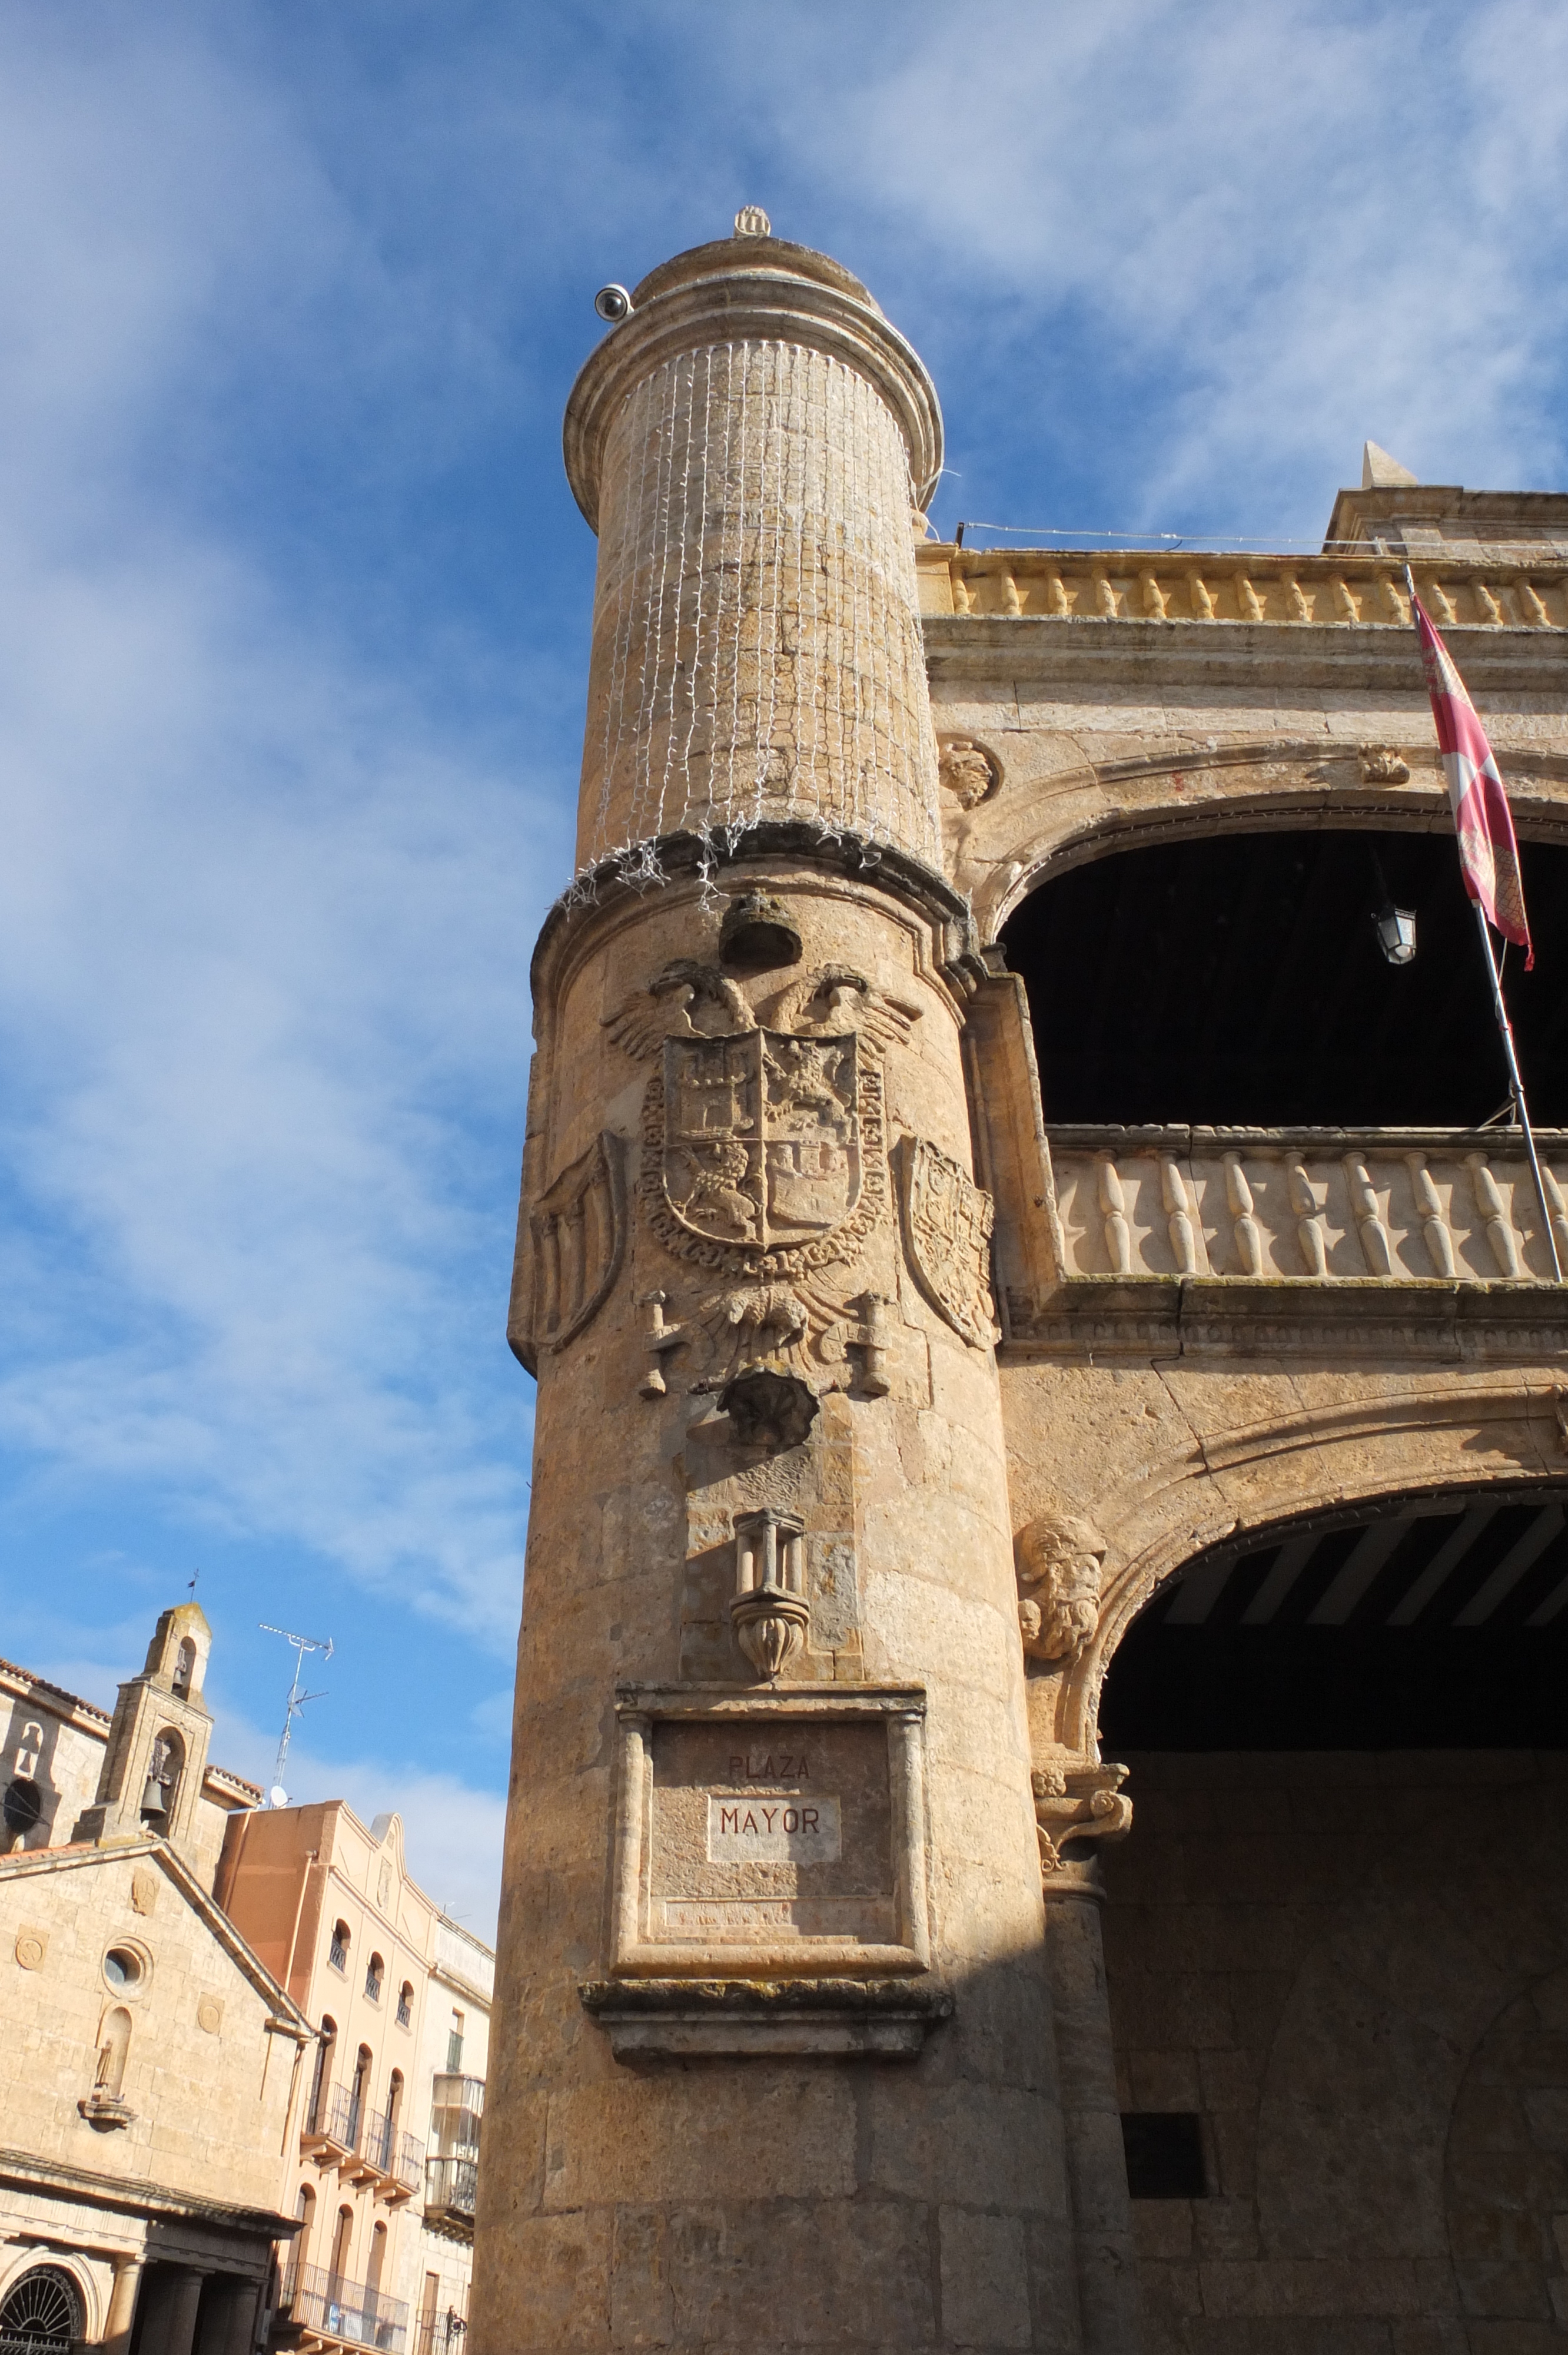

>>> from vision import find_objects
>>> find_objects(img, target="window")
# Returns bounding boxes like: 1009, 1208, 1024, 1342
0, 2267, 85, 2352
307, 2017, 337, 2133
365, 1953, 384, 2002
349, 2045, 373, 2146
172, 1636, 197, 1697
328, 2206, 354, 2292
295, 2182, 317, 2270
329, 1921, 350, 1972
1121, 2112, 1207, 2199
446, 2010, 464, 2073
367, 2223, 388, 2302
396, 1981, 414, 2028
388, 2069, 404, 2136
103, 1948, 144, 1991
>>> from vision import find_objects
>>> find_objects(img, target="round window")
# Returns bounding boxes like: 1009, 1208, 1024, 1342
103, 1949, 142, 1990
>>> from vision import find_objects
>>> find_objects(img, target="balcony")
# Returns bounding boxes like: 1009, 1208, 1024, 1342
301, 2085, 423, 2203
1009, 1124, 1568, 1359
429, 2075, 484, 2147
280, 2260, 408, 2354
423, 2154, 478, 2240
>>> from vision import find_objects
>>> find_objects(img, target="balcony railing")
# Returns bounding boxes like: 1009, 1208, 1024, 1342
396, 2131, 425, 2191
1044, 1125, 1568, 1286
303, 2087, 421, 2195
424, 2154, 478, 2230
282, 2261, 408, 2354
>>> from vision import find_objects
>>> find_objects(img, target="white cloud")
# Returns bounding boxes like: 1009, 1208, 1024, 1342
760, 0, 1568, 527
0, 11, 568, 1644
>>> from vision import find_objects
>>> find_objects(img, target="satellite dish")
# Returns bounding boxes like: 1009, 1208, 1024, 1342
268, 1786, 290, 1810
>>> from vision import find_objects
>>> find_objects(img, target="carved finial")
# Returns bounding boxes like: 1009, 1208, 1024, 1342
1362, 440, 1418, 489
734, 205, 771, 238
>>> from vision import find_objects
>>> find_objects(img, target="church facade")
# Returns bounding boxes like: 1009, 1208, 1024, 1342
475, 217, 1568, 2354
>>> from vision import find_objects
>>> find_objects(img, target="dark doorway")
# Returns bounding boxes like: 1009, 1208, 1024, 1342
1000, 830, 1568, 1128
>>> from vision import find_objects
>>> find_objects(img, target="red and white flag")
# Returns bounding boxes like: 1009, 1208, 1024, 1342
1411, 590, 1533, 967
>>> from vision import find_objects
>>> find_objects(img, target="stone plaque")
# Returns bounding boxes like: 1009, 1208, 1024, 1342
609, 1686, 930, 1978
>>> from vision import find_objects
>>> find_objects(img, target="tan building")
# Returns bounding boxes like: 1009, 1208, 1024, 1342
476, 213, 1568, 2354
0, 1607, 310, 2355
220, 1797, 493, 2355
2, 1613, 494, 2355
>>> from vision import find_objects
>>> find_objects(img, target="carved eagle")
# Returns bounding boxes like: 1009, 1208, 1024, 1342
763, 965, 923, 1056
602, 961, 757, 1061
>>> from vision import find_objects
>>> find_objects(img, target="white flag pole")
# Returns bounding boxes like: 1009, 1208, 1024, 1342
1404, 564, 1563, 1282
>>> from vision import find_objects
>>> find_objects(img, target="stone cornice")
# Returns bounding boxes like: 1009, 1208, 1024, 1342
565, 242, 942, 529
0, 2146, 301, 2239
1004, 1274, 1568, 1361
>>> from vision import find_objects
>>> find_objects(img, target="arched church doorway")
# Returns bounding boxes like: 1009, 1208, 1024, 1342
1096, 1490, 1568, 2340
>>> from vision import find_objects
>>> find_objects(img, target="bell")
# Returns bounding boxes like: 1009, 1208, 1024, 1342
141, 1773, 168, 1816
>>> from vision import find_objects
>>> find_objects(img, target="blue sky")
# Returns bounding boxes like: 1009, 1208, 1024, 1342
2, 0, 1566, 1938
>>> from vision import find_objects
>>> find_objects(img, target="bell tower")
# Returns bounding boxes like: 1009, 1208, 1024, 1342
474, 218, 1075, 2353
75, 1601, 214, 1859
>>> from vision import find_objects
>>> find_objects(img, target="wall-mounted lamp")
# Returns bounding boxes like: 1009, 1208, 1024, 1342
1370, 848, 1417, 966
1374, 901, 1417, 964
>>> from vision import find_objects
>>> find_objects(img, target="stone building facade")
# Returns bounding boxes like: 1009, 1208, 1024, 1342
221, 1800, 493, 2355
0, 1608, 310, 2355
1, 1613, 494, 2355
476, 214, 1568, 2354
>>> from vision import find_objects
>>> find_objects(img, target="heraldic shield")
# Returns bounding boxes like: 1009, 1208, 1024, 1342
660, 1031, 862, 1251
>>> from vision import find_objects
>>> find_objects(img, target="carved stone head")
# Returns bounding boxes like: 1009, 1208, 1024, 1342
1015, 1511, 1107, 1664
938, 737, 999, 810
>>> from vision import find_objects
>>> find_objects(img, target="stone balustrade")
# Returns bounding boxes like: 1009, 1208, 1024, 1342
917, 545, 1568, 630
1045, 1126, 1568, 1284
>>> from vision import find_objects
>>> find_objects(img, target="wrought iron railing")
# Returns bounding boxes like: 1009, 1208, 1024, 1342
281, 2261, 407, 2353
396, 2131, 425, 2191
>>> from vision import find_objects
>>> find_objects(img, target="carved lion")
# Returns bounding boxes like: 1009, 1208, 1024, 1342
1015, 1511, 1107, 1664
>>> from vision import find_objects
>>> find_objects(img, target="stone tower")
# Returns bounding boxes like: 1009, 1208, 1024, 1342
474, 221, 1090, 2351
74, 1601, 214, 1859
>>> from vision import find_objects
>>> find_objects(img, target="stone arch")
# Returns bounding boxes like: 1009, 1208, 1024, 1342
1029, 1378, 1568, 1755
971, 746, 1568, 944
0, 2258, 94, 2350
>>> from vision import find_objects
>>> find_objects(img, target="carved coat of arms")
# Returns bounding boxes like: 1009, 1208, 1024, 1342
643, 1030, 886, 1278
896, 1135, 999, 1348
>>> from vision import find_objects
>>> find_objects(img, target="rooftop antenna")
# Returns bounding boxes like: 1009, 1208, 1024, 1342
258, 1623, 333, 1809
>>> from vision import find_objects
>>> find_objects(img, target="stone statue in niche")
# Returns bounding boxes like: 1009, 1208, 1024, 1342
937, 737, 1000, 809
1015, 1511, 1107, 1665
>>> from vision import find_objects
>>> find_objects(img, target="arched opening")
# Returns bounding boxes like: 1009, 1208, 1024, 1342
2, 1776, 42, 1851
328, 2207, 353, 2295
349, 2044, 373, 2149
294, 2181, 316, 2270
397, 1979, 414, 2029
329, 1918, 350, 1972
171, 1636, 197, 1697
364, 1951, 384, 2003
387, 2066, 404, 2140
139, 1726, 183, 1829
366, 2223, 388, 2306
1095, 1484, 1568, 2339
0, 2265, 85, 2352
1000, 828, 1568, 1128
307, 2016, 337, 2134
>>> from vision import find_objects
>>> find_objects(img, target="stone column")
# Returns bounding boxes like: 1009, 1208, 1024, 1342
1045, 1882, 1144, 2355
136, 2266, 207, 2355
473, 218, 1077, 2354
209, 2276, 262, 2355
100, 2254, 142, 2355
